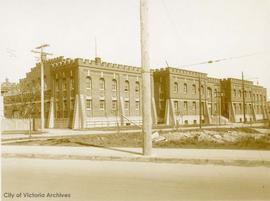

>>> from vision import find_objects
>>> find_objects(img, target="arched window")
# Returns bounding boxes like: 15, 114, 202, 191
201, 85, 204, 95
192, 84, 196, 94
62, 78, 67, 90
214, 89, 218, 97
86, 77, 92, 89
233, 89, 236, 97
70, 78, 74, 90
135, 81, 140, 98
112, 79, 117, 91
99, 78, 105, 90
124, 80, 129, 92
124, 80, 129, 98
184, 83, 187, 94
135, 82, 140, 93
173, 82, 178, 93
207, 87, 212, 98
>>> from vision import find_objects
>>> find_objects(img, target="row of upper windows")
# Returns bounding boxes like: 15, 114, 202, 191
173, 82, 218, 97
85, 77, 140, 92
233, 89, 266, 101
55, 78, 74, 91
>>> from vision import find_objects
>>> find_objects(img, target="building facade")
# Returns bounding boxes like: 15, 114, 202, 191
221, 78, 268, 122
153, 67, 226, 126
2, 57, 157, 129
1, 56, 269, 129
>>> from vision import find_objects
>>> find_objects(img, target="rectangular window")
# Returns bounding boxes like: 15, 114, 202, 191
239, 103, 242, 113
55, 80, 59, 91
55, 102, 59, 112
70, 99, 74, 111
100, 100, 105, 110
63, 100, 67, 117
86, 99, 92, 110
124, 101, 129, 110
192, 102, 196, 110
135, 101, 140, 111
62, 79, 67, 90
184, 84, 187, 94
70, 78, 74, 90
174, 101, 178, 112
184, 101, 188, 111
112, 100, 117, 111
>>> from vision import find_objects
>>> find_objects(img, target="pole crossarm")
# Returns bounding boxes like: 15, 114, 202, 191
31, 50, 53, 56
35, 44, 49, 49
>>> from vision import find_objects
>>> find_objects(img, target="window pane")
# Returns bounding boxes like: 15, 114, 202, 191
86, 77, 92, 89
100, 78, 105, 90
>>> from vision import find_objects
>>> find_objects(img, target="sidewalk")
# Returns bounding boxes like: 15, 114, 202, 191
2, 145, 270, 167
1, 122, 261, 141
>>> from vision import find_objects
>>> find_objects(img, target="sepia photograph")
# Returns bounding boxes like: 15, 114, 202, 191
1, 0, 270, 200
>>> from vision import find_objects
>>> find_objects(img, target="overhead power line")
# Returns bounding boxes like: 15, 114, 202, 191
182, 51, 270, 67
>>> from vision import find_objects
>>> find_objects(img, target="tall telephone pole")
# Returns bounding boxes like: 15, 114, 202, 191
242, 72, 246, 123
31, 44, 52, 131
140, 0, 152, 155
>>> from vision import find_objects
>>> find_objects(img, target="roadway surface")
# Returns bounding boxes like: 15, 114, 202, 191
2, 158, 270, 201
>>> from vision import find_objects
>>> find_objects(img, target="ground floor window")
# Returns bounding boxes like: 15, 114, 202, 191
124, 101, 129, 111
192, 102, 196, 111
112, 100, 117, 111
135, 101, 140, 111
86, 99, 92, 110
100, 100, 105, 110
174, 101, 178, 113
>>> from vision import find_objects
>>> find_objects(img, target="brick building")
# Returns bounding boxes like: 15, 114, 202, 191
267, 101, 270, 119
2, 57, 157, 129
153, 67, 225, 126
1, 56, 269, 129
221, 78, 268, 122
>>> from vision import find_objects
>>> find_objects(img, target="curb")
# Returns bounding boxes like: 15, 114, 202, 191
2, 153, 270, 167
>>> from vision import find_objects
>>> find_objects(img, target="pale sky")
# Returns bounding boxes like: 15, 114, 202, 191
0, 0, 270, 98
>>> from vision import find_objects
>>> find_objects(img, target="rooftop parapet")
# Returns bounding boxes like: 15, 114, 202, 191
72, 57, 141, 73
224, 78, 254, 85
207, 77, 221, 83
167, 67, 207, 77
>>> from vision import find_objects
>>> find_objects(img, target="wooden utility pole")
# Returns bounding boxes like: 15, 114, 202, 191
242, 72, 246, 123
140, 0, 152, 155
32, 44, 52, 132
